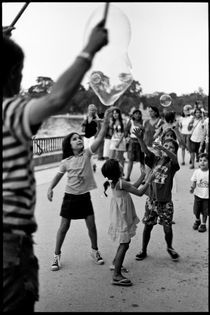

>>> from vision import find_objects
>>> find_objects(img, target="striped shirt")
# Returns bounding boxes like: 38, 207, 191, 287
3, 95, 37, 233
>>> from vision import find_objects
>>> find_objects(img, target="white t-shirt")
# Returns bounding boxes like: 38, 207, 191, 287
179, 116, 192, 135
190, 119, 205, 143
191, 169, 209, 199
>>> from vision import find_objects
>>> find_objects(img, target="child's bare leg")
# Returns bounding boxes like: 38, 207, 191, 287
201, 214, 207, 224
55, 217, 71, 255
85, 214, 98, 250
163, 224, 173, 249
113, 242, 129, 280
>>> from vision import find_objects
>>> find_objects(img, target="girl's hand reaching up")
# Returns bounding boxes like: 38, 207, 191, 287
145, 169, 157, 183
132, 127, 144, 139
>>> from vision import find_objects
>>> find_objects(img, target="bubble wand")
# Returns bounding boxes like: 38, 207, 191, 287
103, 2, 110, 26
9, 2, 30, 27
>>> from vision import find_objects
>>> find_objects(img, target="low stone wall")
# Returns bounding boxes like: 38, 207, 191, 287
33, 151, 63, 166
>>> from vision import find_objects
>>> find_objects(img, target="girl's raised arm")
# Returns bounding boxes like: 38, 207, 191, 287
91, 107, 116, 153
121, 170, 156, 197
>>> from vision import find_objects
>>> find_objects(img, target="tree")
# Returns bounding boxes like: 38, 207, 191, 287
27, 76, 54, 98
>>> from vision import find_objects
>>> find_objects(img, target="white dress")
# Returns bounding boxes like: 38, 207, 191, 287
108, 179, 140, 243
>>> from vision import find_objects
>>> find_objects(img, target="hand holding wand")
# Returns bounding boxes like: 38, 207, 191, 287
3, 2, 30, 37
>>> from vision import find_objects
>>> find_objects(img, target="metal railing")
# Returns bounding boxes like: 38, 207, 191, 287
32, 136, 64, 155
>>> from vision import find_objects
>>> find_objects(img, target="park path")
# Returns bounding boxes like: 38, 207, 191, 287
34, 150, 208, 312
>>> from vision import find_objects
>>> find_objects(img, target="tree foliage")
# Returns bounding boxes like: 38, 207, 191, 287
25, 76, 208, 116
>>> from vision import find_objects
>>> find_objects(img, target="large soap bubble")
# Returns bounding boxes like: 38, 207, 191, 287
160, 94, 172, 107
83, 4, 133, 106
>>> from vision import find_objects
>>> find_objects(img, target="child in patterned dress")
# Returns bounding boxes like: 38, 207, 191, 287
101, 159, 155, 286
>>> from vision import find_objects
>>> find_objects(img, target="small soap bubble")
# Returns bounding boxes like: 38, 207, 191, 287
160, 94, 172, 107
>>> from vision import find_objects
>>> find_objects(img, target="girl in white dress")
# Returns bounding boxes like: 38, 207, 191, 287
101, 159, 155, 286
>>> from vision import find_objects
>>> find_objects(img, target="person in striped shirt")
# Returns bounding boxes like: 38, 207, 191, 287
3, 21, 108, 312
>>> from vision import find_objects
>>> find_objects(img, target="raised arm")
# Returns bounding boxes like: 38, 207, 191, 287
27, 20, 108, 127
91, 107, 116, 153
132, 169, 146, 188
121, 170, 156, 197
153, 142, 178, 163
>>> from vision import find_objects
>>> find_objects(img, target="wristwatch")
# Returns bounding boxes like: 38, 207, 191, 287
78, 51, 92, 62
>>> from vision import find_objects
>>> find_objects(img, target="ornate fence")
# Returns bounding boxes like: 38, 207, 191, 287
32, 136, 64, 155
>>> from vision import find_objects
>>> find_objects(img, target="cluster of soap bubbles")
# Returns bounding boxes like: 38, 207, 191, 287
84, 5, 174, 109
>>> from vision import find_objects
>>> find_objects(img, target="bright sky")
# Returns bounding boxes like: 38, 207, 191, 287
2, 2, 209, 96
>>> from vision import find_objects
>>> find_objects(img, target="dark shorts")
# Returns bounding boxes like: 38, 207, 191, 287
3, 233, 39, 312
189, 140, 200, 153
142, 197, 174, 226
127, 138, 145, 164
60, 192, 94, 219
193, 195, 209, 217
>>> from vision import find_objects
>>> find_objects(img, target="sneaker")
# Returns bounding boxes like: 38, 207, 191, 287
51, 254, 61, 271
193, 220, 201, 230
167, 248, 179, 260
91, 250, 104, 265
198, 224, 207, 232
135, 251, 147, 261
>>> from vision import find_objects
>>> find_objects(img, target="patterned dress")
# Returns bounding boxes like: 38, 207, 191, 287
108, 179, 140, 243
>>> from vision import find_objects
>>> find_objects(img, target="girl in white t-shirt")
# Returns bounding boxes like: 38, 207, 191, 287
190, 153, 209, 232
188, 108, 205, 169
178, 106, 193, 165
47, 107, 114, 271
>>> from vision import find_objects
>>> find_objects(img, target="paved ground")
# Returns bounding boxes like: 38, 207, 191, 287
34, 150, 208, 312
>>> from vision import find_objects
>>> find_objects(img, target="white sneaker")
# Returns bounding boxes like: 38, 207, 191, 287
51, 254, 61, 271
90, 250, 104, 265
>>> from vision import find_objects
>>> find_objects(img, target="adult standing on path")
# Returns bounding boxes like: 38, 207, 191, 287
109, 108, 127, 169
124, 109, 145, 182
178, 105, 193, 165
81, 104, 101, 172
143, 106, 164, 152
188, 108, 205, 169
3, 20, 108, 312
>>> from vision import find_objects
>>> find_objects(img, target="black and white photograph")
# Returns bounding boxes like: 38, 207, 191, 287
2, 2, 208, 312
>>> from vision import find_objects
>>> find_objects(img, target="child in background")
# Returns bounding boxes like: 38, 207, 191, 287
47, 107, 114, 271
101, 159, 155, 286
190, 153, 209, 232
133, 127, 180, 261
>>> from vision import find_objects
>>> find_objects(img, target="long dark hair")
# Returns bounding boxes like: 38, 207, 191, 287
149, 106, 160, 118
111, 108, 124, 132
62, 132, 81, 159
101, 159, 121, 196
